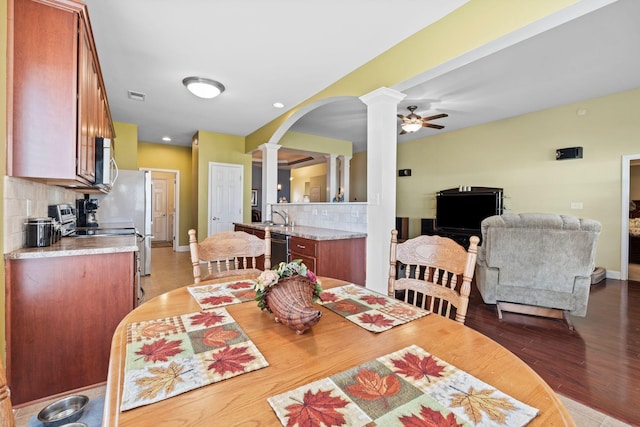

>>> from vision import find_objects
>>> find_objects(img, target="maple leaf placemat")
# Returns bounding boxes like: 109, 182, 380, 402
267, 344, 538, 427
120, 308, 268, 411
318, 284, 429, 332
187, 278, 257, 310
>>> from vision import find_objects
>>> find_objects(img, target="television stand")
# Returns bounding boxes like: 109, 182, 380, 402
420, 224, 481, 249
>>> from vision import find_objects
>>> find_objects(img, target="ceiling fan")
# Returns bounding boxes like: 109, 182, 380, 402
397, 105, 448, 135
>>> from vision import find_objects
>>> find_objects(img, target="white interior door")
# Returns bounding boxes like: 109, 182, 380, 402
152, 178, 168, 241
208, 162, 243, 235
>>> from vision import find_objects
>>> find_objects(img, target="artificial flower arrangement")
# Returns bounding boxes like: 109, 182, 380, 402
254, 259, 323, 311
254, 259, 324, 333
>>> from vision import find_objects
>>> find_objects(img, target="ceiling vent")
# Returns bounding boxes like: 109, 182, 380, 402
127, 90, 146, 101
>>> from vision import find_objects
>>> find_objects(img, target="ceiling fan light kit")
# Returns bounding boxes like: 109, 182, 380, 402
401, 122, 423, 133
398, 105, 448, 135
183, 77, 225, 99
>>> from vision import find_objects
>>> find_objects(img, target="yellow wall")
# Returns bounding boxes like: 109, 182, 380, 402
137, 141, 193, 246
246, 0, 577, 151
194, 131, 252, 236
291, 163, 328, 203
280, 131, 352, 157
395, 88, 640, 272
349, 152, 367, 203
113, 122, 138, 170
0, 0, 7, 361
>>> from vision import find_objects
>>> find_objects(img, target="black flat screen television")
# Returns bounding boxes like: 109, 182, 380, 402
436, 189, 503, 232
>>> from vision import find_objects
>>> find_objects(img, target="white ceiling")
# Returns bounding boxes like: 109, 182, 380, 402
84, 0, 640, 163
83, 0, 467, 146
290, 0, 640, 153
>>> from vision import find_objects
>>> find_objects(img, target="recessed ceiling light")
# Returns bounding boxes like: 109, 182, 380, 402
162, 136, 171, 142
182, 77, 225, 99
273, 102, 285, 109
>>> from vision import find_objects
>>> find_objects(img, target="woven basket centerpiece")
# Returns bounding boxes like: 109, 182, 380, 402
255, 260, 322, 334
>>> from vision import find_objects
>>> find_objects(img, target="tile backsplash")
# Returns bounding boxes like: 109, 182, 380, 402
3, 177, 78, 252
267, 202, 367, 233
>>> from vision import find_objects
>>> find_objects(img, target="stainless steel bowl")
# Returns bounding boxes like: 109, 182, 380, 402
37, 395, 89, 427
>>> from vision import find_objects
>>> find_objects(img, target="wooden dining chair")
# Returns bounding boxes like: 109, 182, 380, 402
188, 228, 271, 283
0, 358, 15, 427
388, 230, 479, 324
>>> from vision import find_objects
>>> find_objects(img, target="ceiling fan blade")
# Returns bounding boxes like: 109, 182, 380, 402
423, 123, 445, 129
399, 129, 407, 135
422, 113, 448, 121
397, 114, 405, 119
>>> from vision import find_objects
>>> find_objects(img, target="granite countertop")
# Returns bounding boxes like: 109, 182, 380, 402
5, 235, 139, 260
236, 223, 366, 241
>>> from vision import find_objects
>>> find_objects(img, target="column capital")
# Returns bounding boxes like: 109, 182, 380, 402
359, 87, 406, 106
260, 143, 281, 153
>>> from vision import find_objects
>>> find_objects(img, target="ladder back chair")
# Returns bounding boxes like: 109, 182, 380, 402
188, 228, 271, 283
388, 230, 479, 324
0, 357, 15, 427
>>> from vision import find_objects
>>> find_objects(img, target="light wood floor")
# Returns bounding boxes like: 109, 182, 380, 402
12, 248, 634, 426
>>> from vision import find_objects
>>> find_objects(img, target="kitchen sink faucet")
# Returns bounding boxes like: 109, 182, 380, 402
272, 209, 289, 226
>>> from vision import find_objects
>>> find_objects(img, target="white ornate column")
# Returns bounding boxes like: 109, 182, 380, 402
339, 155, 351, 202
260, 143, 281, 221
326, 154, 338, 201
359, 87, 406, 294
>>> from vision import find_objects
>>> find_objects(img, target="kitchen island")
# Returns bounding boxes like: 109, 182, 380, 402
234, 223, 366, 285
4, 236, 138, 405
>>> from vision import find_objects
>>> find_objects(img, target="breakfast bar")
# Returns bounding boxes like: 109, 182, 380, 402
235, 223, 367, 284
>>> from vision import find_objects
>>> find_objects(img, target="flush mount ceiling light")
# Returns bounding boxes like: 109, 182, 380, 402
182, 77, 225, 99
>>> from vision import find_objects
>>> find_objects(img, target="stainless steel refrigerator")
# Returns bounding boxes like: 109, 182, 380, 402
96, 170, 153, 275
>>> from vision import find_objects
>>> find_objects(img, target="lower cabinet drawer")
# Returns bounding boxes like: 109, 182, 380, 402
290, 252, 316, 272
289, 236, 317, 257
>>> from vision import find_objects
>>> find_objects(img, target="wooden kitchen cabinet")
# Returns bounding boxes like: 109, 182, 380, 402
233, 225, 267, 270
289, 236, 366, 285
9, 0, 114, 188
5, 252, 135, 405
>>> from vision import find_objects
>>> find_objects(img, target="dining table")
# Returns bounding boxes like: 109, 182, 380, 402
102, 275, 575, 426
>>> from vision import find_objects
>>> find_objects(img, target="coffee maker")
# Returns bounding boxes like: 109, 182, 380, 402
76, 196, 99, 227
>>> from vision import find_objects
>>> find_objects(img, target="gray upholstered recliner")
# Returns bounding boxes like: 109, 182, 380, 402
475, 213, 601, 320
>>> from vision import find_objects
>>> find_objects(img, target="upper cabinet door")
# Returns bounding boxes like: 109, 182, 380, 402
9, 0, 114, 190
77, 19, 96, 182
10, 0, 78, 180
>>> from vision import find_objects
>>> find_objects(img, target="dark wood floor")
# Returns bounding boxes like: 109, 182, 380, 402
464, 278, 640, 426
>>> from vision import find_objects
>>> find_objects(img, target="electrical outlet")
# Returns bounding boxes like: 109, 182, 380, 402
26, 199, 32, 217
570, 202, 583, 209
312, 209, 318, 215
351, 209, 359, 218
321, 210, 328, 216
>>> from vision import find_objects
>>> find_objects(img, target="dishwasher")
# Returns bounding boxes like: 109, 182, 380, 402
270, 232, 289, 265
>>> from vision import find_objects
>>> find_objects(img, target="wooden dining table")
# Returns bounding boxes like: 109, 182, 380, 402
103, 275, 574, 426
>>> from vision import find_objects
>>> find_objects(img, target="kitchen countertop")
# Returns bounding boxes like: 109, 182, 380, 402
236, 222, 366, 241
5, 235, 139, 260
